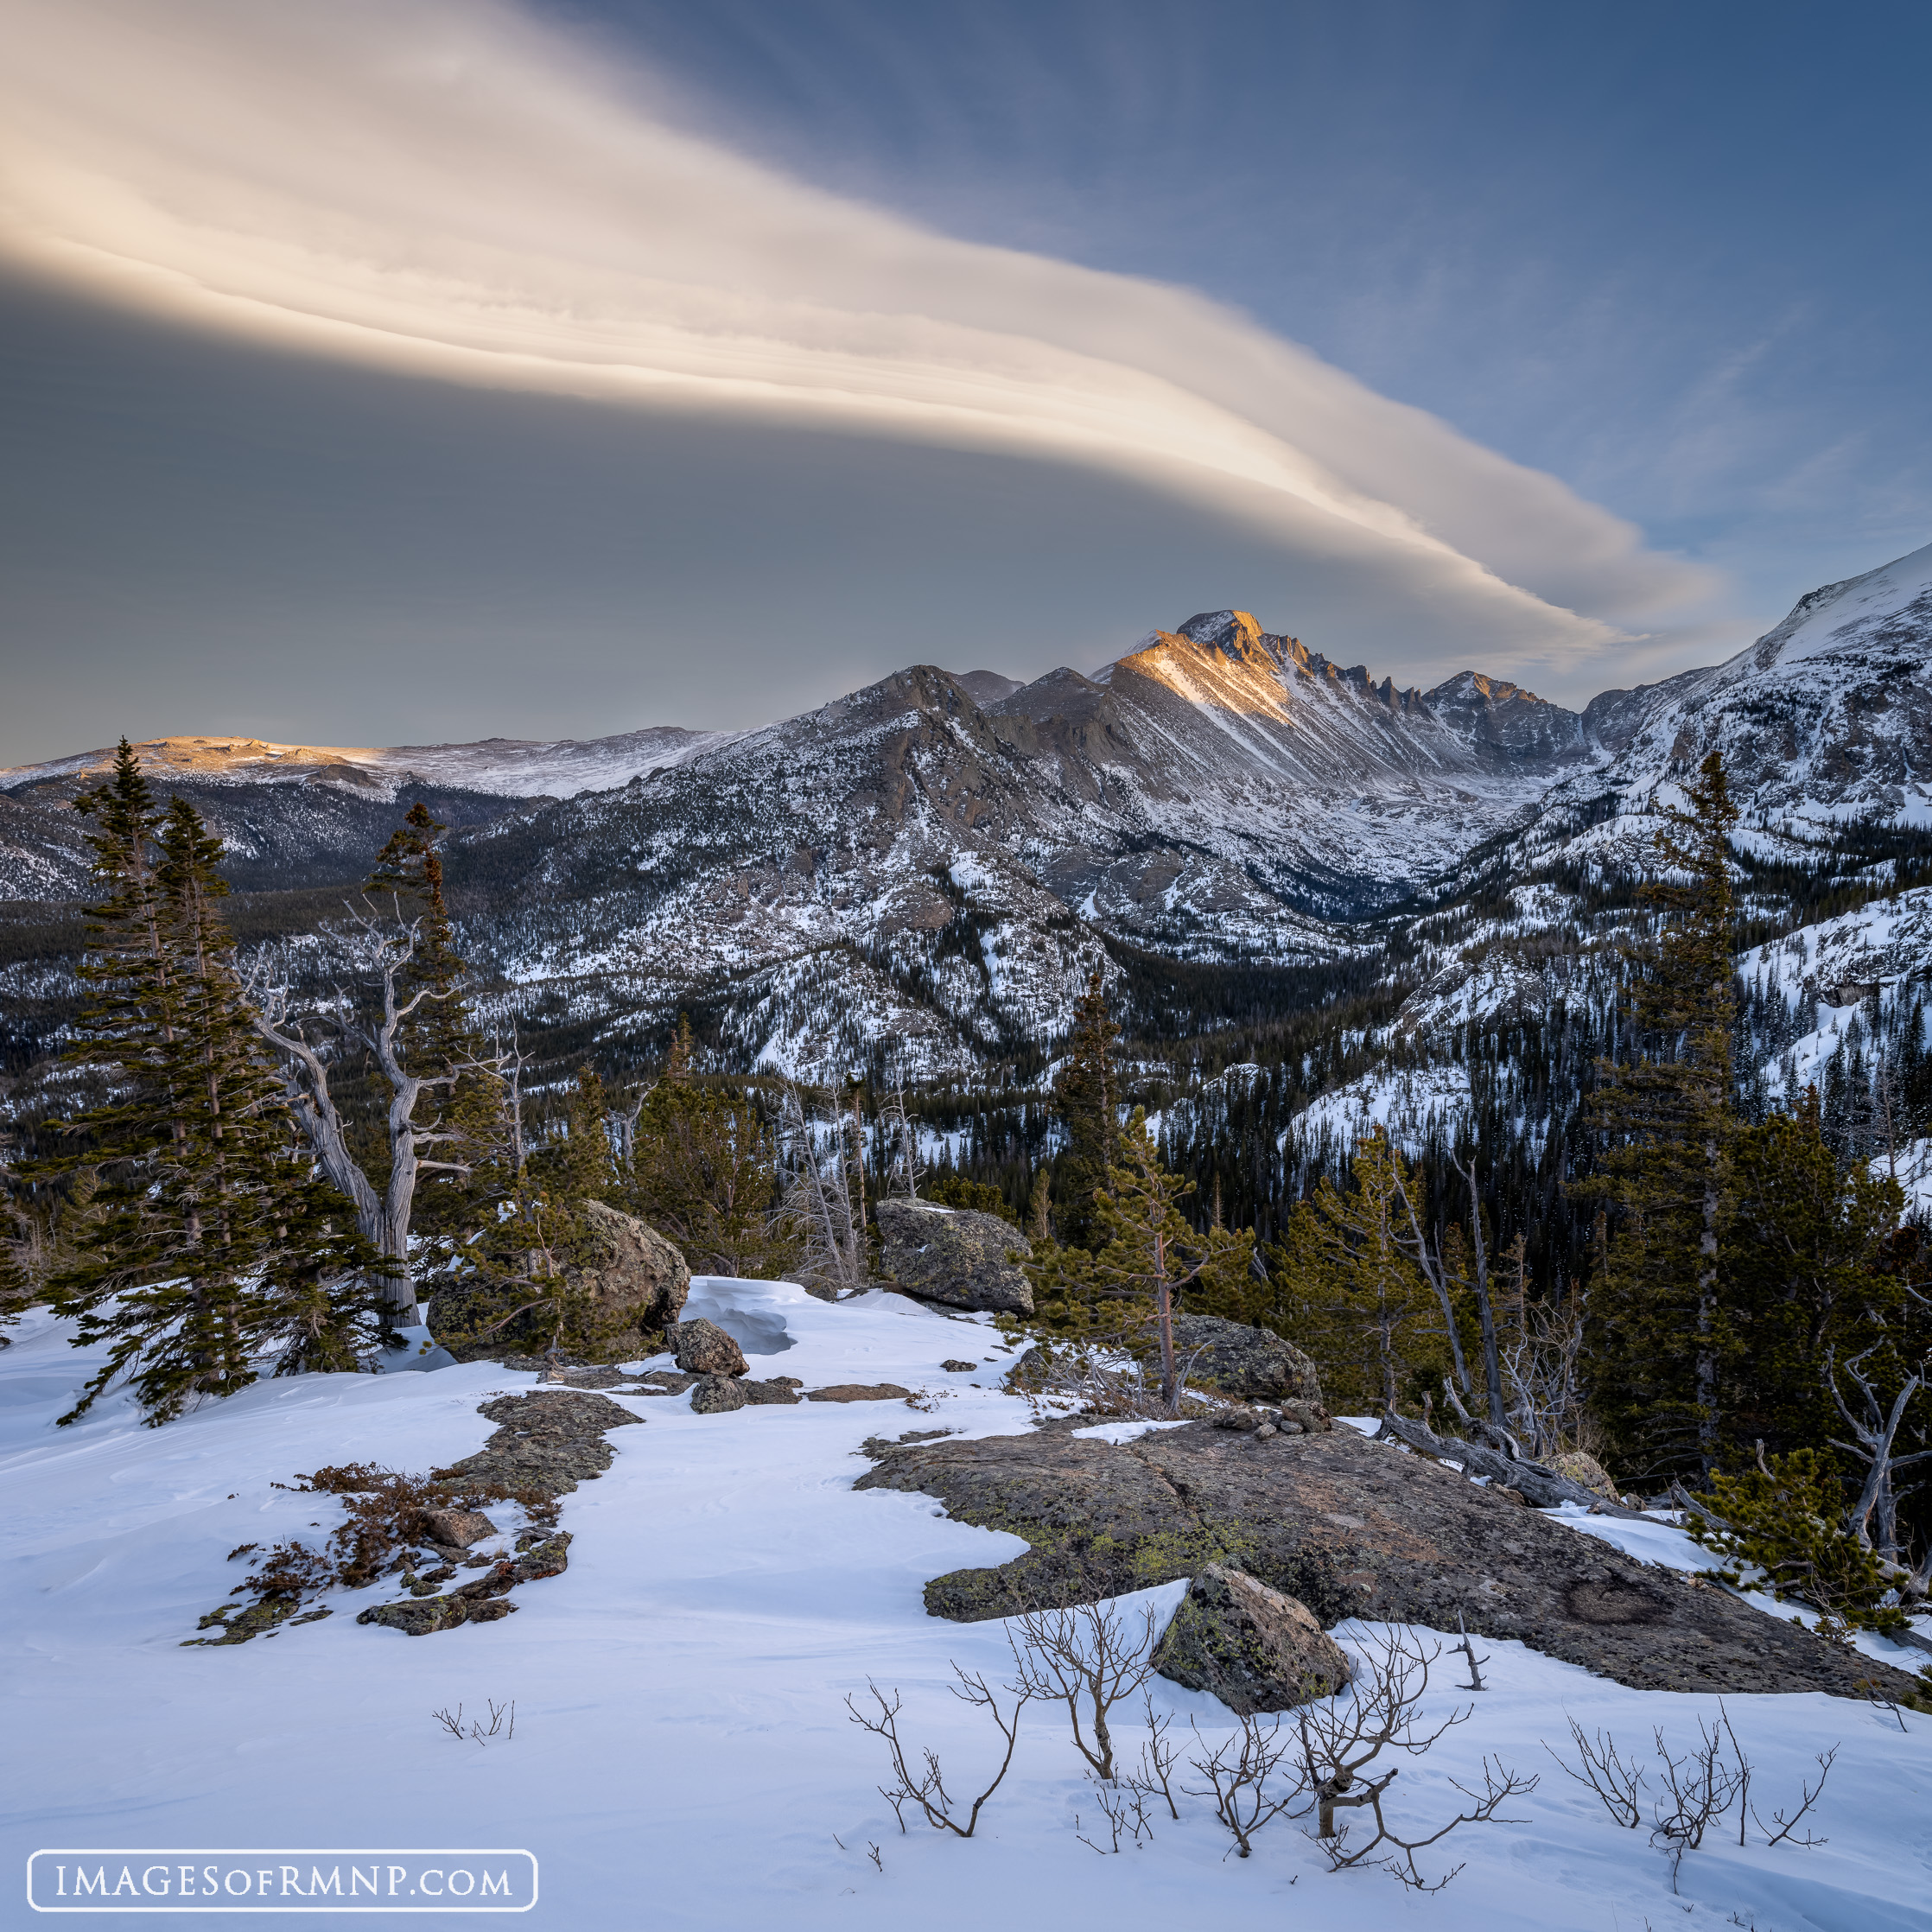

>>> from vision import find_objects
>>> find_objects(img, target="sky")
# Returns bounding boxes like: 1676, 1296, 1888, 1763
1, 0, 1928, 764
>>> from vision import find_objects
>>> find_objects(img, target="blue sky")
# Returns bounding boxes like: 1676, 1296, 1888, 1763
583, 0, 1932, 597
1, 0, 1927, 761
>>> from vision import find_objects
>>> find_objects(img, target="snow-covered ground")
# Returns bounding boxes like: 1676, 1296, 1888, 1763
4, 1286, 1929, 1929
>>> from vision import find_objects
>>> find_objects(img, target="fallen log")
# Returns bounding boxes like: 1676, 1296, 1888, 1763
1376, 1410, 1648, 1519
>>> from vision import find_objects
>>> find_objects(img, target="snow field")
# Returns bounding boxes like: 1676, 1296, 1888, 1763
2, 1283, 1929, 1929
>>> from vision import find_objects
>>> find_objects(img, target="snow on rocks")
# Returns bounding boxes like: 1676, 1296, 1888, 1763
3, 1289, 1930, 1930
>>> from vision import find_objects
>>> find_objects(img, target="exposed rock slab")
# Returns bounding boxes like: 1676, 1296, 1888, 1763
855, 1419, 1922, 1700
357, 1533, 573, 1636
741, 1376, 804, 1406
435, 1391, 643, 1497
1153, 1564, 1352, 1713
809, 1382, 913, 1404
875, 1198, 1034, 1315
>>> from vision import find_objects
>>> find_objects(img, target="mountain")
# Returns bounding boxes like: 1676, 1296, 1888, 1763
428, 615, 1621, 1078
0, 726, 729, 899
5, 545, 1929, 1089
1484, 540, 1932, 890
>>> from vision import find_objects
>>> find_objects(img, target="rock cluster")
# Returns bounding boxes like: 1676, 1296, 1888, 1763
874, 1198, 1034, 1315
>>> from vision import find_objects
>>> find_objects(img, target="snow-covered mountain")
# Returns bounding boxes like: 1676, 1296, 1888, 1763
0, 723, 728, 802
6, 544, 1929, 1084
1490, 541, 1932, 888
440, 617, 1620, 1077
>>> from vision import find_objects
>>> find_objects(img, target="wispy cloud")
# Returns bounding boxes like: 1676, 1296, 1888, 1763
0, 0, 1719, 679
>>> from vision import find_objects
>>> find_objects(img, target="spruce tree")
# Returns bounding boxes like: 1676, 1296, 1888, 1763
48, 766, 382, 1421
1052, 970, 1121, 1249
1580, 749, 1740, 1479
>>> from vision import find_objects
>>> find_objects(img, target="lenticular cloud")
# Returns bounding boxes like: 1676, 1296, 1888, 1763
0, 0, 1709, 668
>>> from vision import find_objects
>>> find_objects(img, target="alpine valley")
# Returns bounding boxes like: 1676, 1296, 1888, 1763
4, 542, 1931, 1238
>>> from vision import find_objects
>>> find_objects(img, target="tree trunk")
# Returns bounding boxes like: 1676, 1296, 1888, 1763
1460, 1160, 1507, 1432
1695, 1149, 1721, 1473
1151, 1229, 1179, 1406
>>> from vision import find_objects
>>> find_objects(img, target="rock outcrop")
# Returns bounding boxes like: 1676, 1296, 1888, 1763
674, 1318, 748, 1378
1153, 1564, 1352, 1713
428, 1201, 689, 1361
874, 1198, 1034, 1315
855, 1418, 1923, 1701
1171, 1314, 1324, 1408
574, 1200, 690, 1343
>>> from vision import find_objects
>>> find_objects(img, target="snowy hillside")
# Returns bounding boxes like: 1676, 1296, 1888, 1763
0, 724, 728, 803
1496, 542, 1932, 888
4, 1285, 1928, 1930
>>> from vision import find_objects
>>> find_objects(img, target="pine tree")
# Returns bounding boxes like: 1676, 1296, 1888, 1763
1264, 1128, 1442, 1412
1027, 1109, 1254, 1403
1580, 749, 1741, 1480
47, 766, 381, 1421
620, 1071, 797, 1279
1052, 970, 1120, 1249
1723, 1090, 1908, 1464
435, 1067, 637, 1359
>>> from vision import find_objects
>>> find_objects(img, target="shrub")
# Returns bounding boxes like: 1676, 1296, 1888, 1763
1686, 1449, 1903, 1633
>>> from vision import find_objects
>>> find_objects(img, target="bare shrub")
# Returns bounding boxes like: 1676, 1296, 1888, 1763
226, 1464, 548, 1618
1128, 1691, 1183, 1821
1298, 1626, 1535, 1891
1649, 1714, 1745, 1884
1184, 1708, 1306, 1859
431, 1699, 515, 1745
846, 1670, 1032, 1840
1076, 1776, 1156, 1854
1546, 1718, 1646, 1828
1008, 1598, 1159, 1781
1545, 1704, 1836, 1893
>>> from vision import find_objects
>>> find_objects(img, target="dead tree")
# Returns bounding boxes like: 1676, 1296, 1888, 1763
245, 907, 479, 1324
1376, 1408, 1646, 1517
1390, 1160, 1473, 1405
1827, 1345, 1932, 1573
779, 1084, 867, 1297
878, 1080, 925, 1201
